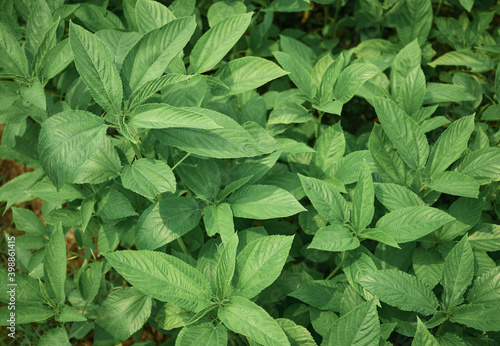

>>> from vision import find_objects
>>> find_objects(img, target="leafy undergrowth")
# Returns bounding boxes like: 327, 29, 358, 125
1, 0, 500, 345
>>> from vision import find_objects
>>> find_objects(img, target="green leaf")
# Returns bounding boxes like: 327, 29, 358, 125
42, 39, 74, 80
25, 0, 53, 55
412, 317, 439, 346
412, 247, 443, 289
313, 123, 345, 176
218, 296, 290, 346
310, 308, 338, 338
438, 197, 483, 242
426, 115, 475, 177
268, 0, 311, 12
308, 225, 360, 252
459, 0, 474, 11
429, 50, 493, 73
94, 287, 152, 345
0, 304, 53, 326
333, 63, 379, 103
359, 269, 439, 315
190, 12, 253, 74
391, 0, 432, 45
76, 261, 103, 303
454, 147, 500, 185
319, 54, 344, 104
373, 183, 425, 211
358, 228, 400, 249
276, 318, 317, 346
203, 204, 234, 244
175, 155, 221, 201
154, 108, 262, 159
376, 206, 454, 243
20, 78, 46, 110
0, 22, 29, 77
121, 158, 176, 200
467, 267, 500, 305
135, 197, 201, 250
441, 236, 474, 312
289, 279, 347, 311
128, 104, 221, 130
69, 22, 123, 113
12, 207, 48, 249
96, 188, 138, 219
428, 171, 479, 198
450, 303, 500, 331
135, 0, 175, 34
56, 305, 87, 323
228, 185, 305, 220
215, 234, 239, 300
352, 162, 374, 232
95, 29, 142, 72
373, 97, 428, 171
322, 300, 379, 346
128, 74, 194, 109
70, 136, 122, 185
105, 250, 212, 312
468, 224, 500, 252
207, 1, 246, 27
32, 20, 59, 78
39, 328, 71, 346
233, 235, 294, 299
298, 175, 349, 224
215, 57, 287, 95
369, 124, 413, 186
273, 51, 316, 99
176, 322, 228, 346
44, 224, 66, 304
121, 16, 196, 94
424, 83, 476, 104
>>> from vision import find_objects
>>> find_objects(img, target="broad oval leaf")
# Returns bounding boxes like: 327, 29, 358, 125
359, 269, 439, 315
121, 158, 176, 199
176, 322, 228, 346
135, 197, 201, 250
105, 250, 212, 312
215, 56, 287, 95
121, 16, 196, 94
94, 287, 152, 345
43, 224, 66, 304
190, 12, 253, 74
218, 296, 290, 346
298, 174, 349, 224
38, 110, 108, 189
322, 300, 379, 346
233, 235, 294, 299
228, 184, 305, 220
308, 225, 360, 252
373, 97, 428, 171
127, 103, 221, 130
376, 206, 454, 243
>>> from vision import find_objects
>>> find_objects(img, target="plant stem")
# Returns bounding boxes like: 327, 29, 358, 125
177, 237, 192, 257
435, 320, 448, 336
326, 251, 346, 280
172, 152, 191, 171
67, 250, 95, 262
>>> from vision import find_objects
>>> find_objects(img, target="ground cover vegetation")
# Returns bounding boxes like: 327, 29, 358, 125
0, 0, 500, 344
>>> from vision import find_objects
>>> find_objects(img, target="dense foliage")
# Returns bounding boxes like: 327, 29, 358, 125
1, 0, 500, 344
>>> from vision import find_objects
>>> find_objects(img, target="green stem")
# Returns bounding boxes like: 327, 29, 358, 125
177, 237, 192, 257
326, 251, 346, 280
172, 152, 191, 171
316, 111, 325, 138
67, 250, 95, 262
